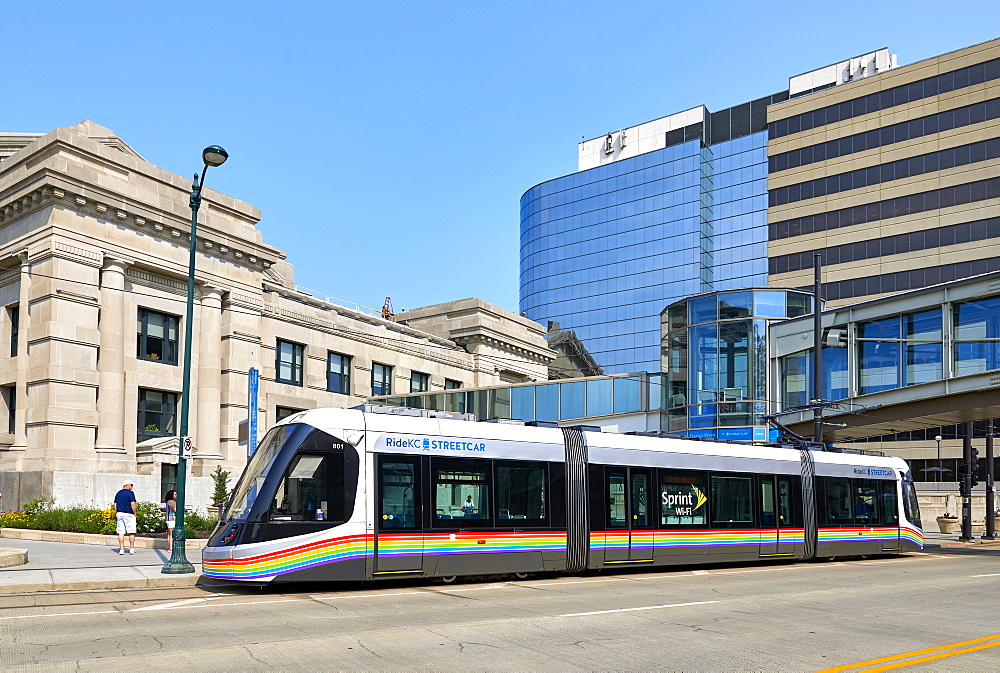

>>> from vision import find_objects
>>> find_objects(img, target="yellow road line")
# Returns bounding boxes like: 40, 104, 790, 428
863, 640, 1000, 671
818, 633, 1000, 672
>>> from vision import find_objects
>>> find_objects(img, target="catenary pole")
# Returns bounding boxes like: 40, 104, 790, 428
985, 418, 995, 540
812, 254, 823, 448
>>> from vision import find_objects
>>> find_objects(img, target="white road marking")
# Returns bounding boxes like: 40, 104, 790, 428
560, 600, 719, 617
970, 573, 1000, 577
130, 596, 226, 611
442, 584, 511, 593
691, 570, 710, 575
530, 578, 629, 587
0, 610, 118, 621
128, 597, 305, 612
312, 591, 425, 601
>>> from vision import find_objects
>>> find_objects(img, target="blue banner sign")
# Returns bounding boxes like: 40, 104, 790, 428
248, 367, 259, 458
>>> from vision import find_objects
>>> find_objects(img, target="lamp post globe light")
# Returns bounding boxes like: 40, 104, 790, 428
162, 145, 229, 574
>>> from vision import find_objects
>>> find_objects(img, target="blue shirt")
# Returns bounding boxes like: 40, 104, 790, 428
114, 488, 136, 513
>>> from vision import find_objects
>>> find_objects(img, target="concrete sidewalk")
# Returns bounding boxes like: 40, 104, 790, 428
0, 538, 208, 594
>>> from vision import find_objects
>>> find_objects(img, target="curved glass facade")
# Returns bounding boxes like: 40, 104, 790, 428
520, 133, 768, 375
662, 289, 813, 440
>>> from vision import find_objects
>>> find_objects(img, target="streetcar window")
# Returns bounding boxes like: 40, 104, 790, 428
777, 478, 793, 526
659, 471, 708, 526
379, 459, 418, 529
632, 472, 650, 528
607, 471, 627, 529
495, 461, 547, 524
432, 458, 490, 524
824, 478, 854, 523
710, 475, 753, 525
225, 424, 290, 520
853, 479, 879, 525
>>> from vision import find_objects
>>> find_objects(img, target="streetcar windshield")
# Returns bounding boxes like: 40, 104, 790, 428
225, 424, 293, 520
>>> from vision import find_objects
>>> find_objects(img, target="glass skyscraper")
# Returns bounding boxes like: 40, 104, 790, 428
520, 99, 777, 375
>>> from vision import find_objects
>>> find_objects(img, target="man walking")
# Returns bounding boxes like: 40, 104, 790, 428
114, 480, 138, 555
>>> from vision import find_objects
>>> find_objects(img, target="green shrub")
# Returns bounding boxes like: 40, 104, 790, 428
210, 465, 232, 506
31, 508, 85, 533
0, 510, 31, 528
184, 510, 218, 537
0, 501, 216, 536
136, 501, 166, 534
21, 497, 55, 515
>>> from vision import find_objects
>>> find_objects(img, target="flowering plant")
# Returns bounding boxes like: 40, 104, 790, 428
937, 512, 958, 519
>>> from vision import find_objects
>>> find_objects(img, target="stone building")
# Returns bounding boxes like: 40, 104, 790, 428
0, 121, 554, 509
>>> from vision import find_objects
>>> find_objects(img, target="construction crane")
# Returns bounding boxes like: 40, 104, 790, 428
381, 296, 394, 320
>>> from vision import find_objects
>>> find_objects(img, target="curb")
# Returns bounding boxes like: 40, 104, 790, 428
0, 528, 207, 550
0, 574, 212, 595
0, 547, 28, 568
939, 539, 1000, 548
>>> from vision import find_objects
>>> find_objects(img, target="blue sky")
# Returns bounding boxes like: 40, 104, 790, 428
4, 2, 998, 314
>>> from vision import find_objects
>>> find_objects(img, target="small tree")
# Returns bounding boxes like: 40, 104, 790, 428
210, 465, 232, 508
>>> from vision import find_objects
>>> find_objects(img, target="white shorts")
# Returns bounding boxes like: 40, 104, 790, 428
116, 512, 137, 535
166, 520, 176, 530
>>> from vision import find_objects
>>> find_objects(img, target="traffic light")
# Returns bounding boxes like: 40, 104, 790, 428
972, 447, 981, 487
958, 462, 966, 486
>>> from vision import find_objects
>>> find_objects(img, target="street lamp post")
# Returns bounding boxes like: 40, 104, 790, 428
163, 145, 229, 574
935, 435, 943, 485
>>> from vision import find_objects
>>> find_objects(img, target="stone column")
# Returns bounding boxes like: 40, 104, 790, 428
10, 252, 31, 452
95, 257, 129, 453
195, 285, 224, 460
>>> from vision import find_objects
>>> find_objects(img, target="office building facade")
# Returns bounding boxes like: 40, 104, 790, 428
520, 106, 779, 375
767, 39, 1000, 304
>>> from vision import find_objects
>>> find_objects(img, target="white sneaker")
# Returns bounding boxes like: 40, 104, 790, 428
128, 549, 136, 555
118, 549, 125, 555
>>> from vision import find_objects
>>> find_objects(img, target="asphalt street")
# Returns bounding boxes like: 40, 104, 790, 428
2, 543, 1000, 671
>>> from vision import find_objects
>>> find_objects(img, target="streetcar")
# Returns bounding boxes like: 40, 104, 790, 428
202, 406, 923, 583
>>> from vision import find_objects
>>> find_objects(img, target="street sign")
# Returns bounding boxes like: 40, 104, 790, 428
181, 435, 193, 460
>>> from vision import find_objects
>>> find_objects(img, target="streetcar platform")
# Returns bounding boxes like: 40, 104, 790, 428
0, 538, 206, 594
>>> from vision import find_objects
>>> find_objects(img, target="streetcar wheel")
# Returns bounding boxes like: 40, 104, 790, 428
440, 575, 457, 584
514, 572, 530, 580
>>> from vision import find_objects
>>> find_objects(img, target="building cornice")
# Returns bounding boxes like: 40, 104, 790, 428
451, 332, 556, 365
0, 180, 281, 272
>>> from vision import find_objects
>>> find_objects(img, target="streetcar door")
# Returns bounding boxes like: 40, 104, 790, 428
375, 457, 422, 574
759, 476, 792, 556
630, 470, 654, 561
604, 467, 653, 563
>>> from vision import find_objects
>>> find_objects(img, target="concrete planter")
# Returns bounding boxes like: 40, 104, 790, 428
936, 517, 958, 533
